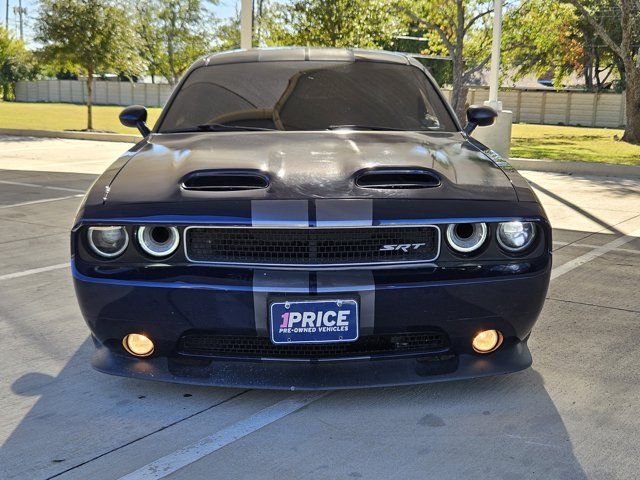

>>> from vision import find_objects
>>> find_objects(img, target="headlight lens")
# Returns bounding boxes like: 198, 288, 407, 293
446, 223, 488, 253
87, 226, 128, 258
497, 221, 536, 252
136, 226, 180, 257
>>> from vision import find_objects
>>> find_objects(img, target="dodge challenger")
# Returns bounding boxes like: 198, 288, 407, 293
71, 47, 552, 389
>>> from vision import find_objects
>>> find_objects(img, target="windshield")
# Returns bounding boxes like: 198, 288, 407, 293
158, 61, 457, 133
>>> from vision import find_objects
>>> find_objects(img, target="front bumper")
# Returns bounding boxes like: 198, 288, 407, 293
92, 339, 532, 390
73, 254, 550, 389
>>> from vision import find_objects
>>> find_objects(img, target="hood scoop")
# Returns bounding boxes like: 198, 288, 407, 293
355, 168, 441, 189
181, 170, 270, 191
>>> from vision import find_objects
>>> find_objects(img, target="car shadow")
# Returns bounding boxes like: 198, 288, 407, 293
1, 337, 244, 479
2, 339, 587, 479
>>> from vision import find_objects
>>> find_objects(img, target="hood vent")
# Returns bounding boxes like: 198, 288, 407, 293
355, 168, 441, 189
181, 170, 270, 191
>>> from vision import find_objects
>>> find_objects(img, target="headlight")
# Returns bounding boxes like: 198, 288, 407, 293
446, 223, 487, 253
136, 226, 180, 257
497, 221, 536, 252
87, 226, 128, 258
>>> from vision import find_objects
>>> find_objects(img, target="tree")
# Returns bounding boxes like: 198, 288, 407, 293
502, 0, 583, 87
0, 27, 36, 101
35, 0, 141, 130
575, 1, 623, 91
133, 2, 166, 83
263, 0, 405, 49
503, 0, 622, 91
563, 0, 640, 143
400, 1, 496, 121
215, 14, 241, 51
133, 0, 216, 85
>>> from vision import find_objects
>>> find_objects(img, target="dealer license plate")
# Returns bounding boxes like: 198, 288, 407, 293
270, 299, 359, 344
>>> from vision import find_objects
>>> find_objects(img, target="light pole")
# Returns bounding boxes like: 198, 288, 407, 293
487, 0, 503, 110
472, 0, 513, 159
240, 0, 253, 50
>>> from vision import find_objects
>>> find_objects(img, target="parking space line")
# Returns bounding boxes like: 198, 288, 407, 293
46, 390, 250, 480
0, 194, 84, 209
0, 263, 69, 282
553, 241, 640, 255
117, 392, 327, 480
0, 180, 86, 193
551, 228, 640, 281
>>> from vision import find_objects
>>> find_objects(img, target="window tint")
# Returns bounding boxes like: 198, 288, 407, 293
159, 61, 456, 133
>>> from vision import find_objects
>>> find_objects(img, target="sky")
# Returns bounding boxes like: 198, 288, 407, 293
2, 0, 240, 45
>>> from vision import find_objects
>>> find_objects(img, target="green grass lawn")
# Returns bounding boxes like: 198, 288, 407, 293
511, 123, 640, 166
0, 101, 162, 134
1, 102, 639, 165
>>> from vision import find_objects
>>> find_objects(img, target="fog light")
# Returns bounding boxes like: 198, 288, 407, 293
123, 334, 154, 357
472, 329, 502, 353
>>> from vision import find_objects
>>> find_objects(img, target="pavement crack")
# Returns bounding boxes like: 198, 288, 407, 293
0, 231, 69, 246
44, 389, 251, 480
546, 296, 640, 314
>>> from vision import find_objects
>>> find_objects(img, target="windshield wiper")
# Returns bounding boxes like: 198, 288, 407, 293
197, 123, 276, 132
326, 125, 405, 131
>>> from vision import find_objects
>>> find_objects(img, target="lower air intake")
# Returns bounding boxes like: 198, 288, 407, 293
178, 332, 449, 360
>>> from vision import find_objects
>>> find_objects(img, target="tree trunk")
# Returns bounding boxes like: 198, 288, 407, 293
167, 37, 176, 85
621, 66, 640, 143
167, 7, 177, 85
452, 0, 468, 124
583, 32, 594, 91
86, 68, 94, 131
451, 59, 468, 123
614, 57, 626, 89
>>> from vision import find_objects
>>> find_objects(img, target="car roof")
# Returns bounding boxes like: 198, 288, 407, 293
199, 47, 422, 68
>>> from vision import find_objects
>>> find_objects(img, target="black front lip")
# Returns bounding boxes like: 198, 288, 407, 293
91, 340, 532, 391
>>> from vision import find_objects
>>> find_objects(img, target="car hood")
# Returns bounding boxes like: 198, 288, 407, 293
104, 131, 517, 204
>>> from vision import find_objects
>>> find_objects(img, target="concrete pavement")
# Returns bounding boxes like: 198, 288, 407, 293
1, 136, 639, 480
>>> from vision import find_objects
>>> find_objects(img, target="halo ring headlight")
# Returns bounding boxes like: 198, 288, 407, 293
87, 226, 129, 258
497, 221, 536, 253
446, 223, 488, 253
137, 226, 180, 257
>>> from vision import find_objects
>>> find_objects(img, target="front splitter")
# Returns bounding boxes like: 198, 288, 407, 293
91, 341, 532, 390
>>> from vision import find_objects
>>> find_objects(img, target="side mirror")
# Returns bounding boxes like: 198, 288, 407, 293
119, 105, 150, 137
464, 105, 498, 135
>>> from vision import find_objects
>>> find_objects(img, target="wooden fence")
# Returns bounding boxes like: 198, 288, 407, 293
14, 80, 627, 128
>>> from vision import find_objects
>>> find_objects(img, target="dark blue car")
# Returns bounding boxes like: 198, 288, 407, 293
71, 48, 552, 390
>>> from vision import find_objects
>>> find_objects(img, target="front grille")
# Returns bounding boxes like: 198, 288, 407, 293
178, 332, 449, 360
185, 226, 439, 266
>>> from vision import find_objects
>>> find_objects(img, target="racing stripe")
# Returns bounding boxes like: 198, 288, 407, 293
251, 200, 311, 335
251, 200, 309, 227
253, 270, 311, 335
315, 199, 373, 227
315, 199, 375, 334
251, 200, 310, 336
316, 271, 375, 335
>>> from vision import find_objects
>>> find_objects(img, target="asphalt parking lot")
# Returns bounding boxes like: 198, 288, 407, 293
1, 135, 639, 480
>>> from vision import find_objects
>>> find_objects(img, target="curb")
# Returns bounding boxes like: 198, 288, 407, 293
0, 128, 140, 143
510, 158, 640, 179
